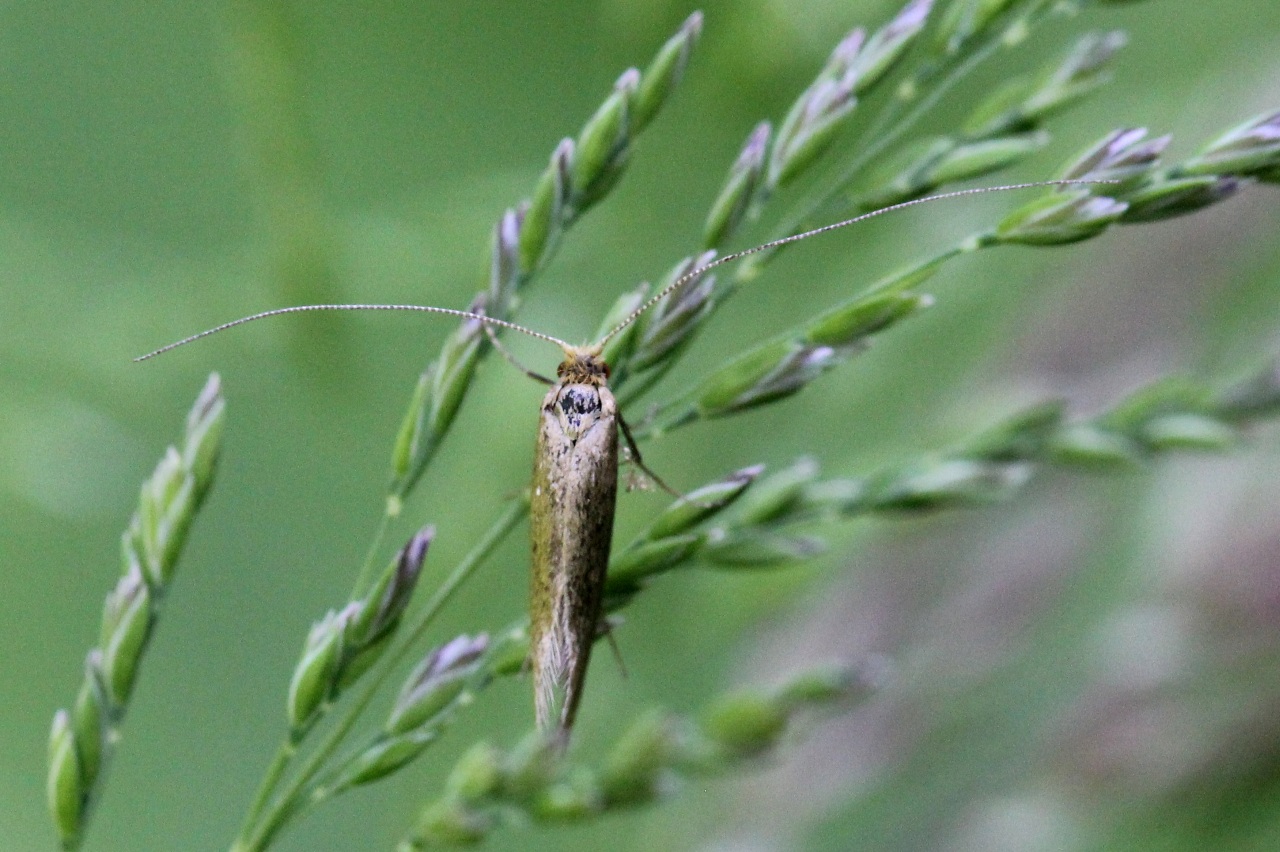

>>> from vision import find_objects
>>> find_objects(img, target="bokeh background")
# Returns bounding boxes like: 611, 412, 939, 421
5, 1, 1280, 849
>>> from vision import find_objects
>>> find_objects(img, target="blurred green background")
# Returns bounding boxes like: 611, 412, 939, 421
5, 1, 1280, 849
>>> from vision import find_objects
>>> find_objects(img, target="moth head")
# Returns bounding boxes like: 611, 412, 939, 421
556, 344, 610, 385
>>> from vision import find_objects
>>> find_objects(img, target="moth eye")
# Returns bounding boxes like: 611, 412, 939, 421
601, 363, 610, 379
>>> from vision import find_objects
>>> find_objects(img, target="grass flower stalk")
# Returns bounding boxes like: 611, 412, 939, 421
48, 375, 224, 850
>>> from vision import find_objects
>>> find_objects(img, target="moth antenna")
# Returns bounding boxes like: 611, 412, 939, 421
134, 303, 573, 362
597, 178, 1120, 346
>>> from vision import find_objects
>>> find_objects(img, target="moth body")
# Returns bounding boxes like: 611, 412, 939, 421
529, 347, 618, 736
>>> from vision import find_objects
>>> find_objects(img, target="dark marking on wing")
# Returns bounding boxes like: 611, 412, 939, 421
559, 387, 601, 431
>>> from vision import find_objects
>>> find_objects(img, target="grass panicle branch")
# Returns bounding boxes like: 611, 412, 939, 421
398, 663, 880, 849
233, 499, 528, 852
388, 12, 703, 503
48, 374, 224, 850
284, 528, 434, 734
645, 101, 1278, 435
605, 0, 1130, 396
605, 360, 1280, 606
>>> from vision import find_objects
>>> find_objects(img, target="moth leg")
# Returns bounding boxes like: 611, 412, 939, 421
483, 322, 556, 385
595, 615, 629, 680
618, 415, 724, 508
617, 413, 682, 498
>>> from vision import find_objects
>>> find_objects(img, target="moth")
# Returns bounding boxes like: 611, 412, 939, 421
527, 344, 618, 735
137, 180, 1108, 742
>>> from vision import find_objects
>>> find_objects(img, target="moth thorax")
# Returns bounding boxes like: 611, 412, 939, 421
556, 347, 609, 385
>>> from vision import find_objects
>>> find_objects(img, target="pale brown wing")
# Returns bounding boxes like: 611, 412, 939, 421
529, 383, 618, 736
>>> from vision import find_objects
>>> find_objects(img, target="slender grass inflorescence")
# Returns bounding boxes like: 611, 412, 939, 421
47, 374, 224, 850
398, 664, 882, 849
387, 12, 704, 509
600, 359, 1280, 609
55, 1, 1280, 849
285, 528, 435, 735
